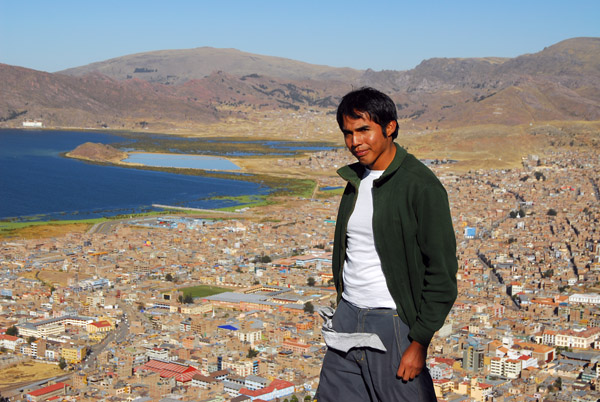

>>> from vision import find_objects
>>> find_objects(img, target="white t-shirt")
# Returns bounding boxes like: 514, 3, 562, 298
342, 169, 396, 309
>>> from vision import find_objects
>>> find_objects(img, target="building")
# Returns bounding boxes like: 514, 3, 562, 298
61, 344, 88, 364
430, 362, 453, 380
239, 379, 294, 401
0, 334, 23, 351
463, 344, 484, 372
222, 359, 258, 377
555, 327, 600, 349
25, 382, 69, 402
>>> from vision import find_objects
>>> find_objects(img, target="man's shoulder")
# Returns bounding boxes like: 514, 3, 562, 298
398, 152, 441, 185
337, 162, 364, 182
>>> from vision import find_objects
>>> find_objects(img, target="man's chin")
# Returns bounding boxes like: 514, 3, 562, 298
355, 156, 372, 167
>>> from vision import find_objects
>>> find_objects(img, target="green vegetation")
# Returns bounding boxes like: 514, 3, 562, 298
5, 326, 18, 336
179, 285, 229, 298
178, 294, 194, 304
317, 187, 345, 197
541, 269, 554, 278
109, 134, 337, 157
214, 195, 271, 211
255, 254, 272, 263
0, 218, 100, 236
0, 211, 177, 238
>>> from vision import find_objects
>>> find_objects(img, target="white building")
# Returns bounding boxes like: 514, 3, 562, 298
556, 327, 600, 349
569, 293, 600, 305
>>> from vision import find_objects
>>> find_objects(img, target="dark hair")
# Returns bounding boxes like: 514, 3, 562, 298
336, 87, 399, 139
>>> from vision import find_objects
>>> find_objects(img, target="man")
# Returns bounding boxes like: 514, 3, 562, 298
315, 87, 457, 402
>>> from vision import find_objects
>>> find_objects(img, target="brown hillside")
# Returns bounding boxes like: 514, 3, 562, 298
0, 37, 598, 134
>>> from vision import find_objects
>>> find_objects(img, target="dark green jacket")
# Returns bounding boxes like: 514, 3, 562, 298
333, 143, 458, 346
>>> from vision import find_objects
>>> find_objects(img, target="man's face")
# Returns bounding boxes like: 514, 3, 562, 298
341, 112, 396, 171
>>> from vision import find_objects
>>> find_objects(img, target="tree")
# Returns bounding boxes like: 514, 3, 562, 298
547, 208, 557, 216
304, 396, 312, 401
554, 376, 562, 390
27, 336, 36, 344
183, 294, 194, 304
307, 277, 316, 287
290, 395, 299, 402
165, 273, 173, 282
58, 357, 67, 370
303, 301, 314, 314
5, 326, 18, 336
246, 347, 259, 358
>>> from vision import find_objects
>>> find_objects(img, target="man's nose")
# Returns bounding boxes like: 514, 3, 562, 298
351, 133, 362, 146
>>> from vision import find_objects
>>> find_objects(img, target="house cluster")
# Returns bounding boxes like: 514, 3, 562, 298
1, 147, 599, 402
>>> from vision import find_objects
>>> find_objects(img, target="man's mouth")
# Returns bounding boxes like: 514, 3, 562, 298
353, 149, 368, 157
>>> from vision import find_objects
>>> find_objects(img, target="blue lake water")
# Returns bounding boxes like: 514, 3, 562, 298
125, 153, 241, 170
0, 129, 269, 221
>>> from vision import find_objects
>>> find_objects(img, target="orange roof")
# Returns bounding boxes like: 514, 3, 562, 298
241, 378, 294, 397
531, 298, 557, 306
90, 321, 111, 328
433, 357, 456, 366
27, 382, 67, 397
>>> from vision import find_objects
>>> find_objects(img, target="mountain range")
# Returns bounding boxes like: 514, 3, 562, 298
1, 37, 599, 132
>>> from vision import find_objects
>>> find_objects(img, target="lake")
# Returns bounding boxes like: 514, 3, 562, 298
124, 153, 241, 170
0, 129, 269, 221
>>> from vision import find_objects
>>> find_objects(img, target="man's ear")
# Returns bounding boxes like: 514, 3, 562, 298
386, 121, 397, 137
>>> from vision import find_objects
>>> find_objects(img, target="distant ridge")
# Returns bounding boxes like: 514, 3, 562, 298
1, 37, 599, 131
58, 47, 363, 85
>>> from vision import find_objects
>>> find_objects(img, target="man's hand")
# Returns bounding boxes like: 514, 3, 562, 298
396, 340, 427, 381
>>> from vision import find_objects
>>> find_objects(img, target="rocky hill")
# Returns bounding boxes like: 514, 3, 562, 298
65, 142, 128, 163
1, 37, 598, 131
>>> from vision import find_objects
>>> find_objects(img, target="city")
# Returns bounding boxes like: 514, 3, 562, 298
1, 146, 600, 402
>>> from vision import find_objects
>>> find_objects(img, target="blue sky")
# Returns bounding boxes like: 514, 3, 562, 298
1, 0, 599, 73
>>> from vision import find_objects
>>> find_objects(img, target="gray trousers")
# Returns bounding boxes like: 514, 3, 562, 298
315, 299, 437, 402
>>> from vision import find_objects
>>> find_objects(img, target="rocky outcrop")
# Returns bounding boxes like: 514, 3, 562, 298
66, 142, 128, 163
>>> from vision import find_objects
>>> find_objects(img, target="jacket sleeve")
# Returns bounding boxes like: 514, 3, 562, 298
408, 183, 458, 346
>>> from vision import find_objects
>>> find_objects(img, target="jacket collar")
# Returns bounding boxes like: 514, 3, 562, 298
337, 143, 407, 187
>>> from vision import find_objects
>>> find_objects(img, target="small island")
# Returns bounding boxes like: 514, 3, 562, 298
65, 142, 128, 164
